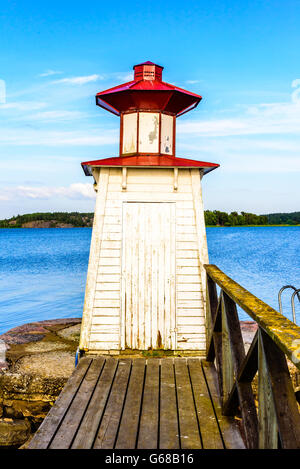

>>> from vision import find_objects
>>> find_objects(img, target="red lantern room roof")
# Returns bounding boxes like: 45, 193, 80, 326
96, 61, 202, 117
81, 155, 219, 176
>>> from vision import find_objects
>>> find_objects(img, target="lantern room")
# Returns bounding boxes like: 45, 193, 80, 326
95, 61, 202, 158
79, 61, 219, 355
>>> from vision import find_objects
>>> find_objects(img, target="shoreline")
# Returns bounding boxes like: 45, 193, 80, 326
0, 224, 299, 229
205, 224, 300, 227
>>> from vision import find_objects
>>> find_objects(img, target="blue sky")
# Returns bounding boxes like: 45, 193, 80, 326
0, 0, 299, 218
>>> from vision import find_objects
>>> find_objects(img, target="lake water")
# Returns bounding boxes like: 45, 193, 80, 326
0, 227, 299, 335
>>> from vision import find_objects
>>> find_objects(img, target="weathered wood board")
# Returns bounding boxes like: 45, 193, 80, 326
29, 357, 245, 450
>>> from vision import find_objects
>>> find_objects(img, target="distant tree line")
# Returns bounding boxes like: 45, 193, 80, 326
264, 212, 300, 226
0, 212, 94, 228
204, 211, 300, 226
0, 211, 299, 228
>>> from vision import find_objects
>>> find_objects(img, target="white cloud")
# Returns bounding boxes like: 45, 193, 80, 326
1, 183, 96, 201
178, 103, 300, 137
66, 183, 96, 199
0, 79, 6, 104
0, 101, 47, 111
39, 70, 63, 77
178, 136, 300, 173
224, 154, 300, 173
179, 137, 300, 154
178, 80, 300, 137
0, 128, 118, 146
176, 81, 300, 174
52, 74, 102, 85
27, 110, 84, 122
116, 72, 134, 82
185, 80, 201, 84
291, 78, 300, 104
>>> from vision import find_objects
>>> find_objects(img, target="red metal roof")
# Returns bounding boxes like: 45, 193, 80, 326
81, 155, 219, 176
96, 61, 202, 117
133, 61, 163, 67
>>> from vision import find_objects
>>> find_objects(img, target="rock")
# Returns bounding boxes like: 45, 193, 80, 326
14, 351, 76, 379
21, 221, 74, 228
0, 318, 81, 346
0, 318, 82, 446
18, 434, 34, 449
3, 399, 51, 421
57, 324, 81, 342
0, 340, 8, 370
0, 372, 68, 403
0, 418, 31, 447
22, 221, 55, 228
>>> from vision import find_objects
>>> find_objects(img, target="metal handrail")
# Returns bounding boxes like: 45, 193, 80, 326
278, 285, 300, 314
291, 289, 300, 325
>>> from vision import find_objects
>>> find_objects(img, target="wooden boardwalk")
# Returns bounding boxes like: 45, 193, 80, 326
28, 356, 245, 449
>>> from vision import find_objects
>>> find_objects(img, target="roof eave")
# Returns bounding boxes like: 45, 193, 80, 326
81, 158, 219, 176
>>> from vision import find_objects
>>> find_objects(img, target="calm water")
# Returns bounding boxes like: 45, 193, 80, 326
0, 227, 299, 335
207, 227, 300, 322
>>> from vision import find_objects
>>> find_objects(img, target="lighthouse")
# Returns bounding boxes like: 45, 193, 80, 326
79, 61, 219, 354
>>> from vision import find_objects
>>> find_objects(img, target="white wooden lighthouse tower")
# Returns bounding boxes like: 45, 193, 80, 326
79, 62, 219, 354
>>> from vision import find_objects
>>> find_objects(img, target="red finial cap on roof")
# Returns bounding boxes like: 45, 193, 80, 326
133, 61, 164, 82
95, 61, 202, 117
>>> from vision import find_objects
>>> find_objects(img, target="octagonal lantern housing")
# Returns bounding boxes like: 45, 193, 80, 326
95, 61, 202, 158
121, 110, 175, 156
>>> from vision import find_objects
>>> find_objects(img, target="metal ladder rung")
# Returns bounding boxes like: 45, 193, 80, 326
278, 285, 300, 324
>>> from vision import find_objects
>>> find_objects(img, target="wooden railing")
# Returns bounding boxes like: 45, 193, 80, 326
205, 265, 300, 449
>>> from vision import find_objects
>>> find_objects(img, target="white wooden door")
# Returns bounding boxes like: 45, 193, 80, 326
121, 202, 176, 350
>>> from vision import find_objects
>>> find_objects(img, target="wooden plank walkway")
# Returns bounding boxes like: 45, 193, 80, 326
28, 357, 245, 449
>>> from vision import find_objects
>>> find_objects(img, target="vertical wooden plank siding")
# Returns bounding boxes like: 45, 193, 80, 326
122, 202, 176, 350
191, 169, 209, 307
82, 167, 206, 352
79, 169, 109, 350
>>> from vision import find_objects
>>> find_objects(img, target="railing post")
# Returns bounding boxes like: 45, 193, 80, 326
222, 292, 259, 449
205, 273, 223, 398
258, 328, 278, 449
221, 293, 234, 404
258, 328, 300, 449
205, 273, 218, 351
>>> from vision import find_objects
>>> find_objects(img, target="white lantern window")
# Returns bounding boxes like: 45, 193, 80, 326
161, 114, 173, 155
138, 112, 159, 153
120, 111, 175, 156
122, 112, 138, 154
